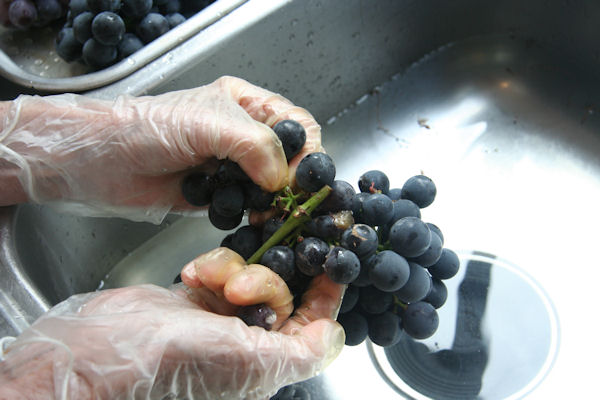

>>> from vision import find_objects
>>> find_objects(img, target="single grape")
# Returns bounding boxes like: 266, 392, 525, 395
295, 152, 336, 192
294, 237, 329, 277
339, 284, 359, 313
260, 246, 296, 282
208, 203, 243, 230
402, 301, 439, 339
165, 12, 185, 28
262, 217, 283, 243
401, 175, 437, 208
159, 0, 180, 14
426, 222, 444, 245
82, 38, 117, 68
69, 0, 89, 17
409, 231, 443, 268
230, 225, 262, 260
369, 250, 410, 292
305, 213, 346, 240
393, 261, 432, 303
350, 192, 369, 223
181, 172, 214, 207
237, 303, 277, 330
428, 248, 460, 280
8, 0, 37, 30
86, 0, 119, 13
352, 254, 375, 287
120, 0, 152, 18
379, 199, 422, 242
35, 0, 63, 24
368, 311, 402, 347
211, 184, 245, 217
323, 246, 360, 284
389, 216, 432, 258
137, 12, 170, 43
117, 32, 144, 59
91, 11, 125, 46
316, 180, 355, 213
272, 119, 307, 161
358, 285, 393, 314
361, 193, 394, 226
423, 277, 448, 309
337, 311, 369, 346
223, 159, 251, 182
340, 223, 378, 259
388, 188, 403, 200
72, 11, 93, 44
243, 182, 274, 212
358, 170, 390, 195
219, 233, 234, 249
56, 27, 82, 62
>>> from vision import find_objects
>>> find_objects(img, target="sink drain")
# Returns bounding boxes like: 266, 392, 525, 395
368, 251, 560, 400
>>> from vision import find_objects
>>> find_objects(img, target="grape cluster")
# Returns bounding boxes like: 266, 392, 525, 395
182, 120, 460, 345
0, 0, 215, 70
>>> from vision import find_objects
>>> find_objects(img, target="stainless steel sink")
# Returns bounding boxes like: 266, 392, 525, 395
2, 0, 600, 398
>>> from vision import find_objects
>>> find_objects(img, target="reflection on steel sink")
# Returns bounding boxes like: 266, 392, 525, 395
2, 0, 600, 399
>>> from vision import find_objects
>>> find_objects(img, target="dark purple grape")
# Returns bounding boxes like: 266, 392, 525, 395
358, 285, 393, 314
389, 216, 432, 258
237, 303, 276, 330
56, 27, 82, 62
393, 262, 432, 303
358, 170, 390, 195
294, 237, 329, 277
211, 184, 245, 217
379, 199, 422, 242
368, 311, 402, 347
208, 203, 243, 230
91, 11, 125, 46
272, 119, 307, 161
86, 0, 119, 13
243, 182, 274, 212
337, 311, 368, 346
223, 159, 251, 182
402, 301, 439, 339
401, 175, 437, 208
117, 32, 144, 58
428, 248, 460, 280
72, 11, 93, 43
172, 273, 182, 284
340, 224, 378, 259
82, 38, 117, 68
230, 225, 262, 260
305, 214, 342, 240
181, 172, 214, 207
69, 0, 90, 17
35, 0, 63, 24
369, 250, 410, 292
339, 284, 359, 313
262, 217, 283, 243
361, 193, 394, 226
409, 231, 443, 268
317, 180, 355, 213
8, 0, 37, 30
220, 233, 234, 249
350, 192, 369, 223
323, 246, 360, 284
352, 254, 375, 287
260, 246, 295, 282
137, 12, 169, 43
120, 0, 152, 18
388, 188, 403, 200
426, 222, 444, 245
159, 0, 180, 15
165, 12, 185, 28
423, 277, 448, 309
295, 152, 336, 192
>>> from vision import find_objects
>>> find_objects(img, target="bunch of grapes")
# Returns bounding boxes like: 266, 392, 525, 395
182, 120, 460, 347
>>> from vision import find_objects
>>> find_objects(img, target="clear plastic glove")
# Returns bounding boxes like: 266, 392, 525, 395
0, 76, 322, 223
0, 248, 345, 400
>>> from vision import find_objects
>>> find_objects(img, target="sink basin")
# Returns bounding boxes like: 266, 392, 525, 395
2, 0, 600, 398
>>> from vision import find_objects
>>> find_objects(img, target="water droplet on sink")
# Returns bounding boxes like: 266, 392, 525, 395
306, 41, 313, 47
289, 33, 296, 40
126, 58, 135, 66
290, 18, 298, 26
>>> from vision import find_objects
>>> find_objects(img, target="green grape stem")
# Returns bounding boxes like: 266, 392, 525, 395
246, 185, 332, 264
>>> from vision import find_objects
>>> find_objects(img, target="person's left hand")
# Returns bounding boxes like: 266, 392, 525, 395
0, 248, 345, 400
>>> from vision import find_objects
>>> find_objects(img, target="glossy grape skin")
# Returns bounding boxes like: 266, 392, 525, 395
339, 284, 359, 313
358, 170, 390, 195
402, 301, 439, 339
361, 193, 394, 226
117, 32, 144, 58
426, 222, 444, 245
380, 199, 422, 242
337, 311, 369, 346
230, 225, 262, 260
389, 216, 432, 258
340, 224, 378, 259
428, 248, 460, 280
294, 237, 329, 277
368, 311, 402, 347
369, 250, 410, 292
305, 214, 344, 240
211, 184, 245, 217
323, 246, 360, 284
208, 204, 243, 231
350, 192, 369, 223
262, 217, 283, 243
272, 119, 307, 161
260, 246, 296, 282
91, 11, 125, 46
410, 231, 443, 268
35, 0, 63, 24
401, 175, 437, 208
165, 12, 186, 28
237, 303, 276, 330
56, 27, 82, 62
388, 188, 403, 201
72, 11, 93, 43
358, 285, 393, 314
82, 38, 117, 68
121, 0, 152, 18
137, 12, 170, 43
295, 152, 336, 192
317, 180, 355, 213
423, 277, 448, 309
393, 262, 432, 303
8, 0, 37, 29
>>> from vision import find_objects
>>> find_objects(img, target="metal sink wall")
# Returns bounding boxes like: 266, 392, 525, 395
2, 0, 600, 398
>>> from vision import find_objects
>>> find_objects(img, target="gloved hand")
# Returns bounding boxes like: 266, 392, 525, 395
0, 248, 345, 400
0, 76, 322, 223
